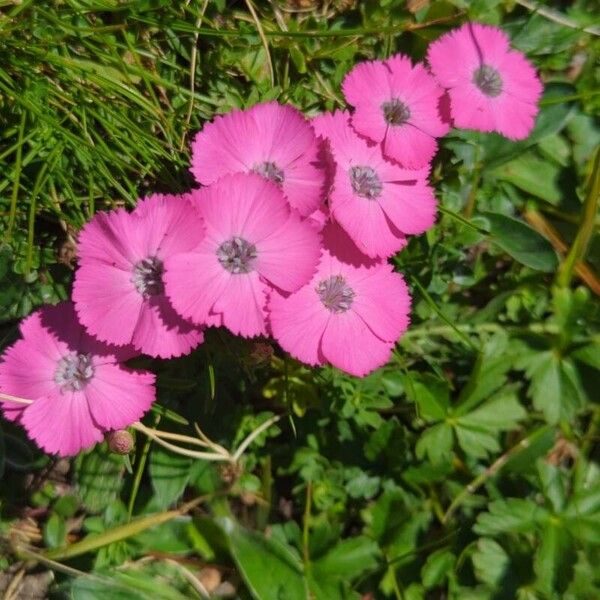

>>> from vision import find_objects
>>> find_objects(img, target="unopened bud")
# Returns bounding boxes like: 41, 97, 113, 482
106, 430, 134, 455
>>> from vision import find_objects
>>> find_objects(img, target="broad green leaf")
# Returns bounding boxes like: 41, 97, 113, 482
474, 499, 548, 535
455, 391, 526, 459
312, 536, 380, 580
416, 423, 453, 464
520, 351, 586, 423
75, 444, 124, 514
537, 462, 566, 513
472, 538, 510, 587
572, 343, 600, 370
220, 518, 308, 600
483, 212, 558, 272
44, 513, 67, 549
421, 548, 455, 589
149, 448, 192, 509
534, 522, 576, 595
412, 376, 450, 421
491, 152, 562, 203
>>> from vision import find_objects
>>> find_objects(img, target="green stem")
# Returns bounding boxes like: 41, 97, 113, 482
557, 147, 600, 288
127, 414, 161, 521
442, 426, 550, 523
6, 111, 26, 241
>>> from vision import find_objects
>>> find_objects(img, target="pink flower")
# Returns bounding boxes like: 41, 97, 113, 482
269, 224, 411, 377
0, 302, 155, 457
314, 111, 436, 258
164, 173, 321, 338
427, 22, 543, 139
342, 55, 449, 169
72, 194, 205, 359
190, 101, 326, 217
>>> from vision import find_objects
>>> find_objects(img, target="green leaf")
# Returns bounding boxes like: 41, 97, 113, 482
454, 391, 526, 459
483, 212, 558, 272
44, 513, 67, 549
537, 461, 566, 513
149, 448, 192, 509
74, 444, 124, 514
220, 518, 308, 600
519, 351, 586, 423
534, 522, 576, 595
313, 536, 380, 581
491, 152, 562, 203
412, 375, 450, 421
474, 498, 548, 535
421, 548, 455, 589
416, 423, 453, 464
472, 538, 510, 587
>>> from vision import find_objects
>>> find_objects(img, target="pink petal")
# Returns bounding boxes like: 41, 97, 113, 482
73, 262, 143, 347
21, 391, 104, 457
350, 102, 388, 144
377, 180, 437, 235
213, 272, 268, 337
256, 213, 321, 292
190, 108, 257, 185
447, 85, 496, 133
132, 194, 205, 258
269, 285, 330, 366
321, 222, 380, 268
131, 298, 204, 359
86, 362, 155, 431
383, 124, 438, 169
330, 174, 407, 259
492, 94, 539, 140
77, 209, 143, 269
342, 60, 392, 108
469, 22, 511, 66
427, 24, 483, 87
163, 248, 231, 326
350, 267, 411, 342
320, 310, 394, 377
283, 159, 326, 217
499, 51, 543, 105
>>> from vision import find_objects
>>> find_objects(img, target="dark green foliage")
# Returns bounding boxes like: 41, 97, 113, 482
1, 1, 600, 599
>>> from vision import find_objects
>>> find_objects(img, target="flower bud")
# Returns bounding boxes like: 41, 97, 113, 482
106, 430, 134, 455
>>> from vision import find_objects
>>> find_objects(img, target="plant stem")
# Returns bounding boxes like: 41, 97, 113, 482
557, 148, 600, 288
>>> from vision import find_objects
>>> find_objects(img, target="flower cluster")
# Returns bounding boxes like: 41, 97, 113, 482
0, 22, 542, 457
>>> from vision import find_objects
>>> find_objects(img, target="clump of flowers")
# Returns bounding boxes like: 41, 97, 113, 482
0, 22, 542, 457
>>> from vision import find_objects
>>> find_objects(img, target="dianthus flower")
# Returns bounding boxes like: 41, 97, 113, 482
342, 55, 449, 169
0, 302, 155, 456
269, 223, 411, 377
427, 22, 542, 139
190, 101, 326, 216
73, 194, 205, 359
164, 173, 321, 338
313, 111, 436, 258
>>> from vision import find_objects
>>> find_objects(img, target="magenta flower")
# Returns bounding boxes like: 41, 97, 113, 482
190, 101, 326, 217
0, 302, 155, 457
342, 55, 449, 169
269, 224, 411, 377
314, 111, 437, 258
164, 173, 321, 338
427, 22, 543, 140
72, 194, 205, 359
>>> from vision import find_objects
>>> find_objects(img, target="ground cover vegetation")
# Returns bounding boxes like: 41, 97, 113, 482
0, 0, 599, 598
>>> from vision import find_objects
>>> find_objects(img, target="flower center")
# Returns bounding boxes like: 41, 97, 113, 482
132, 256, 164, 297
316, 275, 355, 313
252, 161, 285, 185
349, 165, 382, 199
54, 353, 94, 392
473, 64, 503, 97
381, 98, 411, 125
217, 237, 257, 274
